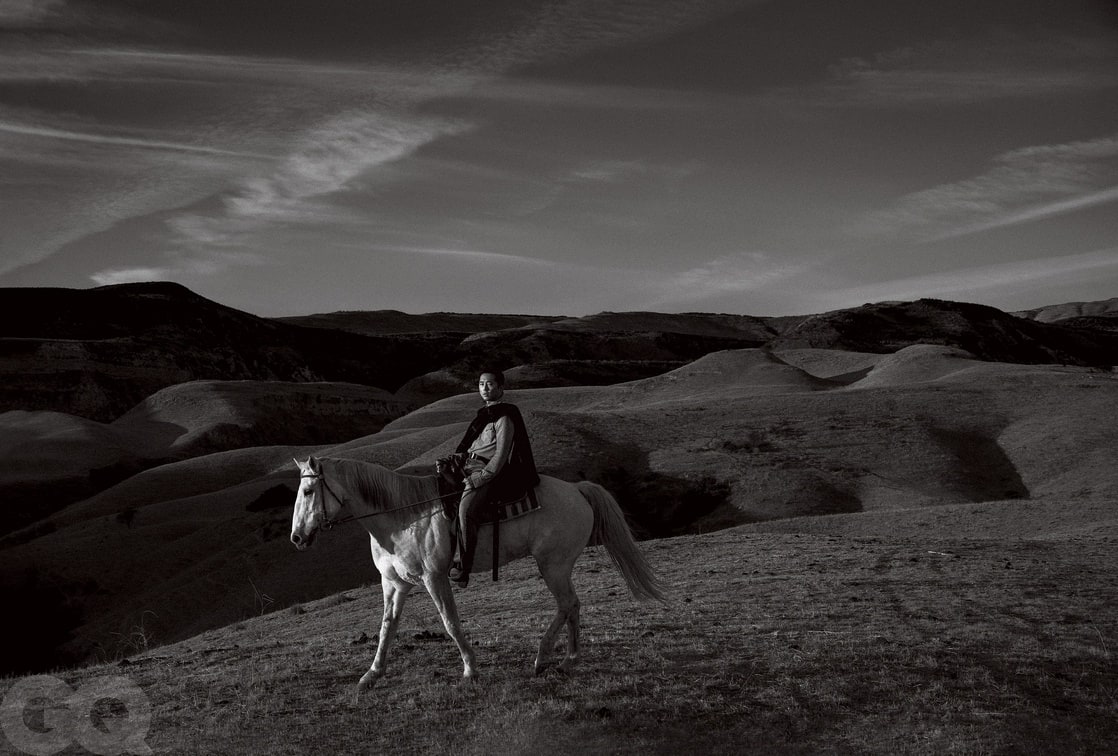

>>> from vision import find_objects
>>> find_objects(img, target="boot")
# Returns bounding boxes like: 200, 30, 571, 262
449, 521, 477, 587
448, 562, 469, 587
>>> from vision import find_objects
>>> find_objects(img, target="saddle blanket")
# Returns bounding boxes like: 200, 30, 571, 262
485, 488, 540, 523
439, 488, 541, 582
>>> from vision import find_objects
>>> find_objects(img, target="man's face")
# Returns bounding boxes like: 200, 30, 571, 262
478, 373, 504, 403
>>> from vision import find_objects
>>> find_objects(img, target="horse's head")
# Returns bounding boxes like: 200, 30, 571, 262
291, 456, 340, 551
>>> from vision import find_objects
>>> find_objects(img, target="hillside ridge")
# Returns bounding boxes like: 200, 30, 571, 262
2, 284, 1116, 676
4, 285, 1116, 424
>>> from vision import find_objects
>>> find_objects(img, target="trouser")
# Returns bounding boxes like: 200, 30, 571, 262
456, 483, 494, 575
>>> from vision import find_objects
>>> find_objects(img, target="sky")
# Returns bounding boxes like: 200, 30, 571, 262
1, 0, 1117, 317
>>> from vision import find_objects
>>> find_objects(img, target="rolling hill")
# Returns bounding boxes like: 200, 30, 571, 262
2, 340, 1115, 675
770, 298, 1118, 365
0, 282, 459, 421
1014, 296, 1118, 323
1, 285, 1116, 678
9, 286, 1115, 427
0, 381, 413, 535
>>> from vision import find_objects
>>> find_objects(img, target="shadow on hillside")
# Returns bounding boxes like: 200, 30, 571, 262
1, 457, 169, 539
930, 428, 1030, 501
0, 568, 91, 676
587, 444, 744, 537
245, 483, 297, 513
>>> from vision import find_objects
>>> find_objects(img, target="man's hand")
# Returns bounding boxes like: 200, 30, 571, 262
467, 470, 493, 490
436, 454, 466, 485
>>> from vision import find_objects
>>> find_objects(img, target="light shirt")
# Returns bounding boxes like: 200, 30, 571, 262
465, 412, 514, 488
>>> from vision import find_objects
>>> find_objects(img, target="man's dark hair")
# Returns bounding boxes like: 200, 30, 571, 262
480, 369, 506, 386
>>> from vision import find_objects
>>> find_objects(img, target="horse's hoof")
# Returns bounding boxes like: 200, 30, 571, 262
534, 661, 571, 678
356, 673, 377, 697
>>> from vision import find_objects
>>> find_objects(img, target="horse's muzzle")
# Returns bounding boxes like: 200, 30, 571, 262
290, 531, 315, 550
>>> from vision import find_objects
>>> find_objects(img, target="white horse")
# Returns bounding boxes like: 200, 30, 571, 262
290, 456, 663, 696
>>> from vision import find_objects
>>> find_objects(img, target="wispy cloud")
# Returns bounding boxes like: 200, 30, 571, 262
390, 245, 557, 268
826, 248, 1118, 307
852, 135, 1118, 241
229, 112, 469, 218
454, 0, 756, 74
0, 120, 274, 159
90, 267, 178, 286
821, 64, 1114, 107
3, 0, 756, 282
467, 76, 714, 111
89, 250, 265, 286
644, 252, 808, 307
932, 185, 1118, 240
801, 33, 1118, 107
0, 0, 64, 26
567, 158, 697, 184
161, 1, 749, 248
55, 48, 468, 103
167, 110, 472, 251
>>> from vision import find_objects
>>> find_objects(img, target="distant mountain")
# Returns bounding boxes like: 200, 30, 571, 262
769, 298, 1118, 366
0, 284, 790, 519
520, 311, 793, 339
1013, 297, 1118, 323
0, 282, 460, 421
277, 310, 565, 336
5, 286, 1116, 429
279, 309, 783, 393
0, 284, 777, 422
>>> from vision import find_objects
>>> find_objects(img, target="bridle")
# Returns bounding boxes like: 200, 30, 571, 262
299, 472, 348, 530
298, 470, 462, 531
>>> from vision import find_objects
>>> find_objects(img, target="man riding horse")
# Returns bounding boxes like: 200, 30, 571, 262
442, 370, 539, 588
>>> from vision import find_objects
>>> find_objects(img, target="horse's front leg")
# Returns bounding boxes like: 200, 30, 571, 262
423, 573, 478, 680
357, 578, 412, 698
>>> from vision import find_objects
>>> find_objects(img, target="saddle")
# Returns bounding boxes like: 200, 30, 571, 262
436, 455, 541, 581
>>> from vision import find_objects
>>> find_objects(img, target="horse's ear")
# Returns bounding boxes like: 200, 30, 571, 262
293, 457, 303, 471
308, 455, 320, 473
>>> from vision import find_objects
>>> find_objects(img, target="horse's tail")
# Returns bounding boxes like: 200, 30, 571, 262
577, 481, 665, 602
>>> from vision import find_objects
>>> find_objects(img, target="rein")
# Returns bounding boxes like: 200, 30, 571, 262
300, 472, 459, 530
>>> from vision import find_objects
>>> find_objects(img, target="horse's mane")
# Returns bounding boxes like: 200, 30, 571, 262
322, 457, 436, 515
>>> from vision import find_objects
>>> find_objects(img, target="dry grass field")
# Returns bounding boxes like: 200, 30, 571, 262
2, 291, 1117, 753
4, 524, 1113, 755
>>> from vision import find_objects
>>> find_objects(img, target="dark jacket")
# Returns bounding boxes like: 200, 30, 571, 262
455, 402, 540, 502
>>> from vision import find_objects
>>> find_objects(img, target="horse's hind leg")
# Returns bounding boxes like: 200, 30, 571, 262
534, 561, 580, 676
357, 578, 411, 697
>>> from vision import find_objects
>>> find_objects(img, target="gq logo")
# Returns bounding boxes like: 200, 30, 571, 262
1, 675, 152, 755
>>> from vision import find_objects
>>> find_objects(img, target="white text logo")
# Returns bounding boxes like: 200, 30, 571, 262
1, 675, 152, 755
